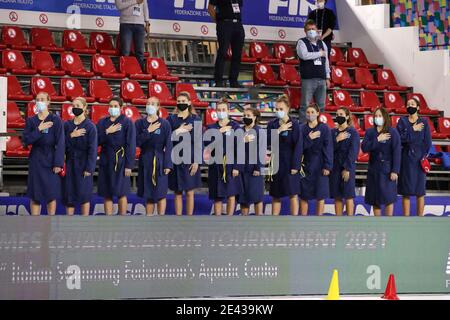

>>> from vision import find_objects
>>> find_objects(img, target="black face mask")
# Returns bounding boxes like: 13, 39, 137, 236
407, 107, 418, 115
177, 103, 189, 112
243, 117, 254, 126
72, 107, 84, 117
335, 116, 347, 125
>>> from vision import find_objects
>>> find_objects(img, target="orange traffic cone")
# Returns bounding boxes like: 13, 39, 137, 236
381, 274, 399, 300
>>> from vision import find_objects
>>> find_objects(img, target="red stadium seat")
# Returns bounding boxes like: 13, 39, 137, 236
7, 102, 25, 128
30, 77, 66, 102
249, 42, 281, 64
406, 93, 440, 115
357, 147, 369, 163
391, 115, 401, 127
347, 48, 378, 69
279, 64, 301, 87
175, 83, 209, 108
204, 108, 219, 127
159, 107, 169, 119
1, 26, 35, 51
61, 52, 94, 78
383, 92, 405, 113
226, 47, 257, 63
319, 113, 335, 129
63, 30, 96, 54
60, 78, 95, 103
253, 63, 286, 87
360, 91, 382, 112
31, 51, 65, 76
7, 75, 33, 101
354, 67, 384, 90
329, 47, 355, 67
1, 49, 37, 75
30, 28, 64, 52
331, 90, 359, 111
91, 54, 125, 79
89, 80, 113, 103
61, 103, 75, 121
284, 87, 301, 110
363, 114, 374, 130
121, 80, 148, 105
91, 105, 110, 124
26, 101, 39, 118
437, 118, 450, 138
148, 82, 177, 106
5, 130, 30, 158
351, 114, 365, 137
376, 69, 408, 91
122, 105, 142, 122
119, 56, 153, 80
89, 32, 117, 55
273, 43, 299, 65
146, 58, 180, 82
424, 117, 447, 139
331, 66, 362, 89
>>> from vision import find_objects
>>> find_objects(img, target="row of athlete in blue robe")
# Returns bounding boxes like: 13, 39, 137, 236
23, 97, 432, 215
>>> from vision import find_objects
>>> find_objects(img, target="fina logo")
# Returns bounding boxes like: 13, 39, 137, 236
269, 0, 315, 16
174, 0, 209, 9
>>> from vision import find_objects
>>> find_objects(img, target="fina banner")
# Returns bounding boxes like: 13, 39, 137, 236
0, 0, 339, 41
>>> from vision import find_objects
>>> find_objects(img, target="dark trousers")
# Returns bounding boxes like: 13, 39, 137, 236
214, 21, 245, 84
323, 38, 332, 59
120, 23, 146, 71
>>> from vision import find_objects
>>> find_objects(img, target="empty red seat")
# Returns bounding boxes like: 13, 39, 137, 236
2, 49, 37, 75
121, 80, 148, 105
406, 93, 440, 115
360, 91, 382, 112
89, 32, 116, 55
31, 51, 65, 76
60, 78, 95, 103
26, 101, 39, 118
60, 52, 94, 78
437, 118, 450, 138
253, 63, 286, 87
273, 44, 299, 65
122, 106, 142, 122
351, 114, 365, 137
226, 47, 257, 63
1, 26, 35, 51
347, 48, 378, 69
30, 77, 66, 102
354, 67, 384, 90
279, 64, 300, 87
7, 102, 25, 128
175, 83, 209, 108
63, 30, 96, 54
363, 114, 374, 130
91, 105, 110, 124
284, 88, 301, 110
424, 117, 447, 139
89, 80, 113, 103
158, 107, 169, 119
5, 130, 30, 158
148, 82, 177, 106
376, 69, 408, 91
119, 56, 153, 80
146, 58, 180, 82
91, 54, 125, 79
329, 47, 355, 67
204, 108, 219, 127
250, 42, 281, 64
61, 103, 76, 121
391, 115, 401, 127
30, 28, 64, 52
331, 66, 362, 89
318, 113, 335, 129
383, 92, 405, 113
7, 75, 33, 101
331, 90, 359, 112
357, 147, 369, 163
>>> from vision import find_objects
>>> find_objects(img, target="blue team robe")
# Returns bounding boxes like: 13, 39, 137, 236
266, 117, 302, 198
329, 126, 360, 199
167, 113, 202, 192
362, 127, 401, 206
396, 116, 432, 196
63, 118, 98, 206
23, 113, 65, 203
136, 117, 173, 203
97, 114, 136, 198
300, 122, 333, 200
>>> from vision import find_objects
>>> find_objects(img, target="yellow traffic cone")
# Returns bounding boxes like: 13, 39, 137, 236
326, 269, 340, 300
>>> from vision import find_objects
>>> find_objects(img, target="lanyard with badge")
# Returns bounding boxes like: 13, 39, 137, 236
133, 4, 142, 16
311, 42, 323, 65
231, 0, 240, 15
